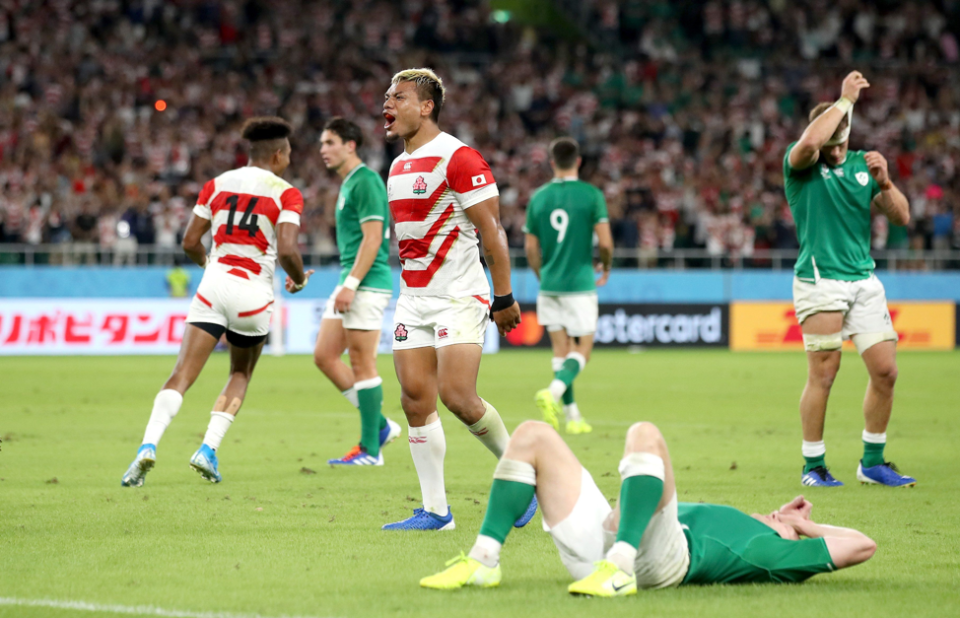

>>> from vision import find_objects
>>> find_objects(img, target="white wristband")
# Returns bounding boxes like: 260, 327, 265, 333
343, 276, 361, 291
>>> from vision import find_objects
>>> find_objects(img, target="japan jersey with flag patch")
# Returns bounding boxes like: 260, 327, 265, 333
193, 165, 304, 289
387, 132, 498, 297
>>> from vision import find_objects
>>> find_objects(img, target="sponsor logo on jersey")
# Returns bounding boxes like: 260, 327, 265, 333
337, 194, 345, 210
820, 165, 830, 179
437, 327, 448, 339
403, 162, 412, 171
471, 174, 486, 187
834, 168, 844, 177
856, 171, 869, 186
412, 176, 427, 195
394, 323, 409, 341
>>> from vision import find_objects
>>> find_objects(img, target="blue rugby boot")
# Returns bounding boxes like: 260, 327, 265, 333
328, 445, 383, 466
801, 465, 844, 487
857, 461, 916, 487
121, 444, 156, 487
189, 444, 222, 483
380, 417, 402, 448
382, 507, 455, 531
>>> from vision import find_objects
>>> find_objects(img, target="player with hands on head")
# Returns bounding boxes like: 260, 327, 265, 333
122, 116, 310, 487
784, 70, 914, 488
379, 67, 533, 531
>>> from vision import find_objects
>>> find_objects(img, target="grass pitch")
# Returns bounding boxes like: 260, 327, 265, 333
1, 350, 958, 618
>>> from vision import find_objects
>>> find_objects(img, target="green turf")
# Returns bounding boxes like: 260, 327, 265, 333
2, 350, 958, 618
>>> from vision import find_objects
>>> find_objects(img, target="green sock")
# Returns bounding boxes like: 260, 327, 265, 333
356, 381, 384, 457
556, 358, 581, 388
615, 475, 664, 548
862, 441, 885, 468
478, 479, 535, 544
378, 414, 387, 432
803, 455, 826, 473
554, 371, 575, 405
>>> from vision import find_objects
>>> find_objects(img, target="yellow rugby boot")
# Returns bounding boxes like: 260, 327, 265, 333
568, 560, 637, 597
420, 553, 501, 590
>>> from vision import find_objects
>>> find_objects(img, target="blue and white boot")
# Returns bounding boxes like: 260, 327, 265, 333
382, 507, 455, 531
328, 445, 383, 466
514, 495, 538, 528
121, 444, 156, 487
857, 461, 916, 487
189, 444, 222, 483
380, 418, 402, 448
801, 465, 844, 487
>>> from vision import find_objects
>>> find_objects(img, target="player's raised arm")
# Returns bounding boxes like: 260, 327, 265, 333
181, 213, 211, 268
789, 71, 870, 170
781, 514, 877, 569
465, 196, 521, 335
866, 151, 910, 226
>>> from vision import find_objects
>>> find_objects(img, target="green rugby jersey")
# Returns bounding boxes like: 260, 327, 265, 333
335, 163, 392, 293
523, 178, 609, 294
783, 143, 883, 282
679, 503, 835, 585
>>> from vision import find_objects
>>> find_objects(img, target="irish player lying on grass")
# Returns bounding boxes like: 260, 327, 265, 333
421, 420, 877, 596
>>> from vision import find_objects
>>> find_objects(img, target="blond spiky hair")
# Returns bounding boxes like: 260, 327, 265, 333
391, 68, 445, 122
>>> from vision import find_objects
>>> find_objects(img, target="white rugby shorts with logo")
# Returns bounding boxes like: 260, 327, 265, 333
537, 292, 599, 337
186, 266, 274, 337
392, 294, 490, 349
321, 286, 391, 331
545, 467, 689, 588
792, 274, 898, 351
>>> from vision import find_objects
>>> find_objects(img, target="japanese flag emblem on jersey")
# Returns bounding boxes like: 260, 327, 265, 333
856, 172, 869, 186
472, 174, 487, 187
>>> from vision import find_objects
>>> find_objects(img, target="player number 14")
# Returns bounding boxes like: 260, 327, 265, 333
550, 209, 569, 243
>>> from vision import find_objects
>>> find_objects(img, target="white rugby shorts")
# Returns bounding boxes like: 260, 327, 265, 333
321, 285, 391, 331
792, 275, 898, 345
537, 293, 599, 337
186, 267, 274, 337
545, 467, 689, 588
392, 293, 489, 350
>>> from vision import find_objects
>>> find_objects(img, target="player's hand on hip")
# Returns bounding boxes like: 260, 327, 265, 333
492, 302, 521, 336
864, 151, 890, 185
841, 71, 870, 103
285, 269, 314, 294
334, 287, 355, 313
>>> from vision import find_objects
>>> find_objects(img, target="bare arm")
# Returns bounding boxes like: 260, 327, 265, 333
334, 220, 383, 312
595, 221, 613, 287
277, 221, 313, 293
791, 519, 877, 569
524, 233, 541, 280
465, 196, 521, 335
181, 213, 211, 267
866, 151, 910, 226
788, 71, 870, 170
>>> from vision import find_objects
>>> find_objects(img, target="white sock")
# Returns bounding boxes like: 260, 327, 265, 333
142, 389, 183, 446
862, 430, 886, 444
341, 387, 359, 408
467, 399, 511, 459
802, 440, 826, 459
468, 534, 503, 568
409, 419, 448, 517
202, 411, 234, 451
548, 379, 566, 402
551, 357, 564, 372
606, 540, 638, 574
564, 402, 582, 422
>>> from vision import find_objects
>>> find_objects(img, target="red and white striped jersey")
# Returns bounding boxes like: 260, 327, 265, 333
193, 165, 304, 289
387, 132, 498, 297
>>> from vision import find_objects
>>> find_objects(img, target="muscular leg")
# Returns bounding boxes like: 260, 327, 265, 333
199, 339, 265, 452
314, 318, 355, 394
346, 328, 386, 455
141, 324, 219, 447
437, 344, 511, 458
799, 312, 843, 471
859, 340, 898, 467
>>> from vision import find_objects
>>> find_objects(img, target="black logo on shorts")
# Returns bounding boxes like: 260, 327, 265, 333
394, 323, 409, 342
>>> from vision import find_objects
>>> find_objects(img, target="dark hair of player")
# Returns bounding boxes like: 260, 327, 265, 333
809, 102, 849, 133
323, 117, 364, 150
549, 137, 580, 170
241, 116, 293, 160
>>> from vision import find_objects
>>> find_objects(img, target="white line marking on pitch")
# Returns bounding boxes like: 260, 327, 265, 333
0, 598, 334, 618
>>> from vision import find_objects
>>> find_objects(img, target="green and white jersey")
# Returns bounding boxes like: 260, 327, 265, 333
783, 143, 883, 282
335, 163, 392, 293
523, 178, 609, 294
679, 503, 835, 585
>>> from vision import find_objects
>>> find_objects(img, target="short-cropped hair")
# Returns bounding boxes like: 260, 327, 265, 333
324, 117, 364, 150
549, 137, 580, 169
240, 116, 293, 142
392, 68, 445, 123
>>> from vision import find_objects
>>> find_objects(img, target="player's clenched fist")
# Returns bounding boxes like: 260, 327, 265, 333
840, 71, 870, 103
864, 151, 890, 186
492, 300, 521, 336
285, 269, 314, 293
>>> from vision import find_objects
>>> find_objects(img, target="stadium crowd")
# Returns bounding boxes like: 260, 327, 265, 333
0, 0, 958, 266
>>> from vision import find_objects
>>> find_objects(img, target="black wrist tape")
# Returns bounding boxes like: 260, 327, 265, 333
491, 293, 515, 313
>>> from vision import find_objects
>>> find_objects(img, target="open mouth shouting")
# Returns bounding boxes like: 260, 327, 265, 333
383, 111, 396, 131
